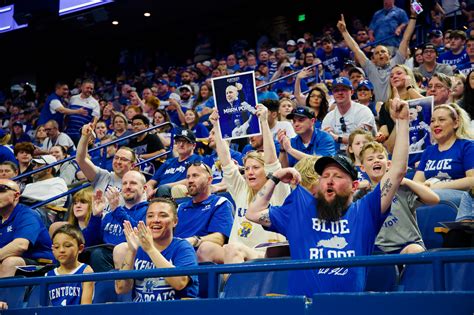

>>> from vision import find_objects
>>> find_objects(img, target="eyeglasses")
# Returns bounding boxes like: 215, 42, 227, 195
187, 161, 212, 175
113, 156, 132, 162
339, 116, 347, 133
0, 184, 18, 193
427, 84, 448, 90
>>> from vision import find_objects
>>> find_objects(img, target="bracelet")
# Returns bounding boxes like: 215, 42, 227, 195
266, 172, 281, 185
410, 16, 417, 19
193, 236, 202, 248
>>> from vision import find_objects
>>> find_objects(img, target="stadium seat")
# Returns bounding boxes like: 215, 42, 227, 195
365, 264, 399, 292
221, 258, 290, 298
416, 201, 457, 249
0, 276, 27, 309
399, 249, 474, 291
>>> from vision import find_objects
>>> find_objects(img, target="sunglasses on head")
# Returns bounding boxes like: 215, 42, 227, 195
187, 161, 212, 175
339, 116, 347, 133
0, 184, 18, 193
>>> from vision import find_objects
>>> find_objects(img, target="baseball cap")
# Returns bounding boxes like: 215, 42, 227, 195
32, 155, 59, 172
297, 38, 306, 44
428, 29, 443, 38
0, 129, 6, 138
12, 121, 24, 128
157, 79, 169, 85
178, 85, 193, 93
287, 106, 315, 120
174, 129, 196, 143
422, 43, 437, 53
332, 77, 353, 90
314, 154, 358, 180
286, 40, 296, 46
257, 62, 268, 68
356, 79, 374, 90
348, 67, 366, 77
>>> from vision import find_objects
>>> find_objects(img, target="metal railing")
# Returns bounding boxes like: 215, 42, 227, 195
13, 121, 173, 182
0, 249, 472, 305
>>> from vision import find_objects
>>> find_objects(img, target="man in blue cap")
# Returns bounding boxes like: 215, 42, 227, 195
321, 77, 377, 153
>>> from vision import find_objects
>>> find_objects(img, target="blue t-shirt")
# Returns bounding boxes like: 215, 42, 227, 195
37, 93, 65, 130
47, 263, 90, 306
82, 202, 148, 246
288, 129, 336, 167
417, 139, 474, 181
438, 49, 469, 68
65, 105, 95, 141
133, 238, 198, 301
355, 166, 370, 182
369, 6, 408, 47
316, 47, 351, 78
175, 195, 234, 239
151, 154, 202, 185
202, 150, 243, 184
191, 123, 209, 139
0, 203, 53, 261
268, 184, 387, 295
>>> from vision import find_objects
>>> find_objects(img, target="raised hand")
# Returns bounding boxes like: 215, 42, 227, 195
337, 14, 347, 33
92, 189, 106, 216
255, 104, 268, 123
105, 186, 121, 212
209, 108, 219, 126
136, 221, 154, 253
273, 167, 302, 185
296, 67, 313, 80
277, 129, 292, 152
123, 220, 139, 252
390, 89, 409, 121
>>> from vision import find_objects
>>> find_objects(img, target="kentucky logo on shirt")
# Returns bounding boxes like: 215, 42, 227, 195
238, 221, 252, 238
163, 165, 186, 175
7, 225, 13, 232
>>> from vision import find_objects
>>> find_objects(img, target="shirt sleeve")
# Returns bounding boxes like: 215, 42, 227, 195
208, 198, 234, 238
173, 240, 198, 268
222, 162, 248, 201
14, 210, 41, 245
463, 140, 474, 172
49, 99, 63, 114
151, 161, 167, 183
267, 186, 302, 236
316, 130, 337, 156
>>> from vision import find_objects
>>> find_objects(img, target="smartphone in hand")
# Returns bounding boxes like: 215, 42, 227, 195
411, 0, 423, 14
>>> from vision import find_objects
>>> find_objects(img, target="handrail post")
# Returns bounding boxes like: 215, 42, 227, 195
39, 282, 48, 306
207, 271, 219, 299
432, 258, 445, 291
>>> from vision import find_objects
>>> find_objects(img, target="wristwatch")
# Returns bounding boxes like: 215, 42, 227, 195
193, 236, 202, 248
337, 136, 343, 144
266, 172, 281, 185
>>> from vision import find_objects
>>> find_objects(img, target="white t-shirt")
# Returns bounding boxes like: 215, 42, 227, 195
223, 160, 289, 248
22, 177, 68, 207
321, 101, 377, 151
41, 133, 76, 151
270, 121, 296, 140
69, 94, 100, 117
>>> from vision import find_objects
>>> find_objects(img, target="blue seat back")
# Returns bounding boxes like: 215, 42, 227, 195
365, 264, 399, 292
416, 202, 457, 249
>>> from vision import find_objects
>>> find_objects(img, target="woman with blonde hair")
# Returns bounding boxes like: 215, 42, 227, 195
203, 105, 290, 264
414, 103, 474, 221
278, 97, 296, 122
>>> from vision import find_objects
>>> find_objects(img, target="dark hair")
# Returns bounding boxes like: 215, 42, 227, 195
14, 142, 35, 156
261, 99, 280, 112
55, 81, 68, 89
51, 145, 68, 157
0, 161, 18, 173
148, 197, 178, 219
306, 86, 329, 121
52, 224, 85, 246
461, 69, 474, 118
131, 114, 150, 126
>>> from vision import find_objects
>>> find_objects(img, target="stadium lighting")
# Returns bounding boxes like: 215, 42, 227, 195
112, 20, 118, 25
144, 12, 151, 17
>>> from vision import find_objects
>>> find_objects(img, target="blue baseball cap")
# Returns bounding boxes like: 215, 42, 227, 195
287, 106, 315, 120
332, 77, 353, 90
356, 79, 374, 90
157, 79, 169, 85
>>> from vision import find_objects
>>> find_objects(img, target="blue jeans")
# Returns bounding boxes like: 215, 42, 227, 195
433, 189, 473, 221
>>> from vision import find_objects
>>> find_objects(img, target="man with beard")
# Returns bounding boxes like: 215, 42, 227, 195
246, 97, 409, 296
82, 170, 148, 272
174, 162, 233, 263
65, 79, 100, 144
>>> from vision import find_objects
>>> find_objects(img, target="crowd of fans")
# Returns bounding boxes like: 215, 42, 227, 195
0, 0, 473, 307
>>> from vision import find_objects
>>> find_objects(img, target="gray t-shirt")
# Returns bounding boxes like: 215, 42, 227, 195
363, 50, 405, 102
91, 167, 122, 192
375, 185, 425, 253
414, 63, 454, 80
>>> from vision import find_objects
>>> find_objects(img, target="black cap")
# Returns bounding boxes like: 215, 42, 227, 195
428, 29, 443, 38
314, 155, 358, 180
287, 106, 314, 120
422, 43, 438, 54
174, 128, 196, 143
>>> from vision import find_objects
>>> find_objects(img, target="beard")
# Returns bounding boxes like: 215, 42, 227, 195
316, 190, 351, 221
